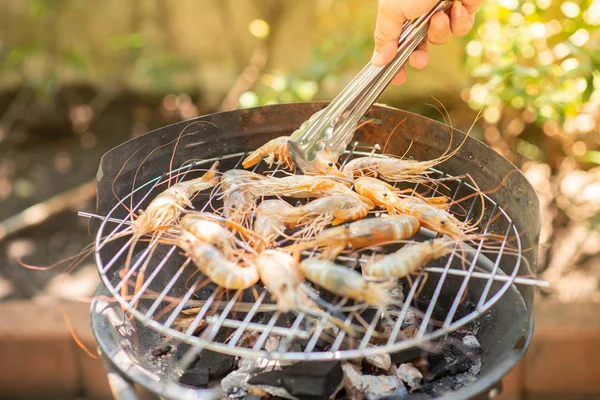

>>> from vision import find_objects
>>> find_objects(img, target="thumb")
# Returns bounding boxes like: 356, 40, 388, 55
372, 0, 406, 67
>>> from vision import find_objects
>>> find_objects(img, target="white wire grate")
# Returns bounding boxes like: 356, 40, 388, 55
83, 142, 548, 361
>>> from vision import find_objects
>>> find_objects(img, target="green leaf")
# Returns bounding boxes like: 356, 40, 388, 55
108, 33, 147, 51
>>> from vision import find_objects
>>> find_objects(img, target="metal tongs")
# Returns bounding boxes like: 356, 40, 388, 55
288, 1, 453, 169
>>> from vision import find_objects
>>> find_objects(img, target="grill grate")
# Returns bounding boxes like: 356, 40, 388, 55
84, 142, 548, 362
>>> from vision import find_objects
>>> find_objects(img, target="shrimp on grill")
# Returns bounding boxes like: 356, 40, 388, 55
242, 109, 347, 177
354, 176, 476, 240
246, 175, 374, 209
297, 215, 420, 259
243, 136, 344, 177
132, 162, 219, 234
179, 213, 235, 258
286, 195, 370, 226
178, 231, 259, 290
363, 238, 455, 278
255, 250, 304, 312
126, 162, 219, 302
354, 176, 448, 212
300, 258, 391, 308
396, 197, 478, 239
254, 200, 295, 247
342, 127, 468, 183
243, 136, 294, 170
220, 169, 265, 227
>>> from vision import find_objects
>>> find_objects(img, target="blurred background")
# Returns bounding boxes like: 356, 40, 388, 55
0, 0, 598, 398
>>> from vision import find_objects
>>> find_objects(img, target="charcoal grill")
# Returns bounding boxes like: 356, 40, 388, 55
85, 102, 545, 399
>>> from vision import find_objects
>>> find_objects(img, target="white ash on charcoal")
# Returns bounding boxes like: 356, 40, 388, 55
342, 362, 363, 400
461, 335, 481, 352
395, 363, 423, 391
365, 353, 392, 371
221, 357, 295, 399
361, 375, 408, 400
173, 284, 483, 399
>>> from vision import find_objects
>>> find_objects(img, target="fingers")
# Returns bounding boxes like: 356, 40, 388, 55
461, 0, 483, 13
372, 0, 406, 66
372, 0, 440, 66
391, 65, 407, 86
450, 1, 474, 36
409, 41, 429, 70
374, 0, 482, 84
427, 11, 452, 45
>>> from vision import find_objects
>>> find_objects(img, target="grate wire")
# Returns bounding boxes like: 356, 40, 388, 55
87, 143, 547, 361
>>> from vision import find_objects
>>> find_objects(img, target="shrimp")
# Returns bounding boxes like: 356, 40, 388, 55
132, 161, 219, 234
299, 215, 420, 259
246, 175, 374, 209
285, 195, 370, 226
354, 176, 474, 239
127, 162, 220, 302
255, 250, 304, 312
341, 124, 468, 182
242, 135, 346, 177
243, 136, 294, 170
220, 169, 265, 226
394, 197, 477, 240
254, 200, 296, 247
299, 258, 391, 308
363, 238, 455, 278
354, 176, 448, 211
178, 232, 259, 289
179, 214, 235, 258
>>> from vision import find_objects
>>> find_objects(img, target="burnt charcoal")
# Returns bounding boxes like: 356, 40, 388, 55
390, 348, 423, 364
454, 300, 475, 319
179, 368, 209, 387
426, 345, 474, 382
414, 297, 446, 321
183, 349, 236, 381
151, 345, 172, 358
200, 350, 235, 379
360, 308, 379, 325
249, 361, 343, 399
425, 352, 447, 382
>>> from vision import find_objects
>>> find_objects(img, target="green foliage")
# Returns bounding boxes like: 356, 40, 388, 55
464, 0, 600, 162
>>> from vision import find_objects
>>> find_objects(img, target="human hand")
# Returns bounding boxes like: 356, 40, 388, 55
372, 0, 482, 85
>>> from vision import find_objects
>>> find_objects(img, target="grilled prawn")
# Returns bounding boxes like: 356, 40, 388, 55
363, 238, 455, 278
298, 215, 420, 259
127, 162, 220, 301
342, 128, 467, 182
178, 231, 259, 290
246, 175, 374, 209
243, 135, 344, 177
220, 169, 265, 226
300, 258, 391, 308
179, 213, 235, 258
253, 200, 296, 247
286, 195, 370, 226
354, 176, 475, 240
255, 250, 304, 312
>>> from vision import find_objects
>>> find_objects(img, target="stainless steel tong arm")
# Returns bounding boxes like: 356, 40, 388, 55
288, 1, 453, 168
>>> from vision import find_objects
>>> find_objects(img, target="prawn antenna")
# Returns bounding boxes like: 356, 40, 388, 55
382, 117, 408, 155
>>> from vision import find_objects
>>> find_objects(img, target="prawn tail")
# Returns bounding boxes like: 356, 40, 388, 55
364, 283, 393, 308
242, 149, 264, 169
203, 161, 219, 180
